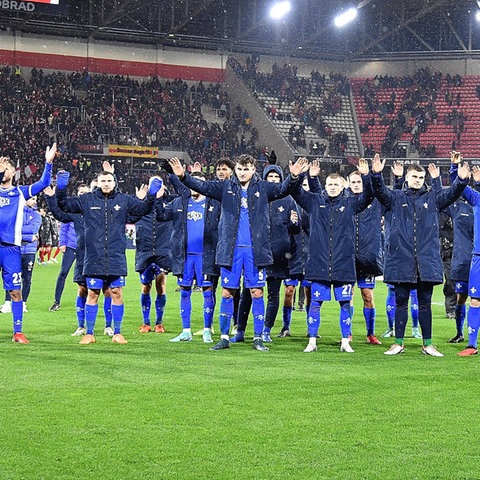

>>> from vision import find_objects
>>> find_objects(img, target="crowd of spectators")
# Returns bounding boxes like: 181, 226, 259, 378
357, 67, 467, 158
228, 56, 351, 155
0, 65, 264, 198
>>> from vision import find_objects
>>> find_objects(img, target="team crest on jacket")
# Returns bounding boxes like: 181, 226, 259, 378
114, 204, 121, 211
423, 202, 428, 209
255, 192, 260, 197
278, 206, 284, 212
339, 206, 345, 212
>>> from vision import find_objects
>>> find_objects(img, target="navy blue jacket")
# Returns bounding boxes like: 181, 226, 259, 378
372, 172, 468, 284
129, 205, 173, 274
156, 183, 221, 277
20, 206, 42, 255
46, 194, 86, 280
179, 172, 300, 268
353, 198, 384, 277
292, 173, 374, 283
263, 165, 302, 278
443, 200, 474, 283
57, 187, 155, 277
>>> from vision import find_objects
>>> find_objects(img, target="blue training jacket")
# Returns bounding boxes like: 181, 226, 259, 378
372, 171, 468, 284
20, 205, 42, 255
179, 171, 300, 268
292, 173, 374, 284
57, 187, 155, 277
156, 176, 221, 277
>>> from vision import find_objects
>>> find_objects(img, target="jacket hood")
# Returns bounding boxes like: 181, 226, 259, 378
263, 164, 284, 181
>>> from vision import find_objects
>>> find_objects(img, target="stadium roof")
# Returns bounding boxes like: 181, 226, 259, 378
1, 0, 479, 61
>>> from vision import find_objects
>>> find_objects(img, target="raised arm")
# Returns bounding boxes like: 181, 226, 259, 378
437, 162, 470, 210
370, 154, 393, 208
44, 187, 77, 223
23, 143, 56, 198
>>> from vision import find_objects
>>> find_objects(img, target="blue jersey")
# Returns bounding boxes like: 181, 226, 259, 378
236, 188, 252, 247
0, 163, 52, 246
461, 186, 480, 254
186, 197, 205, 254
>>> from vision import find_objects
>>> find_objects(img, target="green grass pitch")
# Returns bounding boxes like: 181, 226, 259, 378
0, 250, 479, 480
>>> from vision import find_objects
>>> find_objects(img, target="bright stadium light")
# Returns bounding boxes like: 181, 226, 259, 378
476, 10, 480, 22
334, 7, 358, 28
269, 1, 292, 20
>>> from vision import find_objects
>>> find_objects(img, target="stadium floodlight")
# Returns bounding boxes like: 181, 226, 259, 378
334, 7, 358, 28
269, 1, 292, 20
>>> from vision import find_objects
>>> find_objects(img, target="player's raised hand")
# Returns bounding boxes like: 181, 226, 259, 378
191, 161, 202, 173
168, 157, 185, 178
428, 163, 440, 179
357, 157, 369, 175
458, 162, 471, 180
392, 160, 404, 177
45, 143, 57, 163
371, 153, 386, 173
0, 157, 9, 173
135, 184, 148, 200
450, 151, 462, 164
471, 165, 480, 183
289, 157, 309, 177
44, 185, 55, 197
309, 159, 321, 177
103, 161, 115, 174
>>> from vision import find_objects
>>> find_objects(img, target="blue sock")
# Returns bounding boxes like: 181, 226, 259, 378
386, 287, 395, 329
219, 297, 233, 335
112, 303, 124, 335
76, 295, 86, 328
455, 304, 466, 335
203, 290, 214, 329
12, 300, 23, 334
410, 289, 419, 328
282, 306, 292, 330
141, 293, 151, 324
340, 301, 351, 338
364, 307, 376, 336
263, 326, 271, 334
348, 305, 354, 336
252, 296, 265, 338
307, 300, 321, 337
85, 304, 99, 335
180, 289, 192, 329
155, 294, 166, 324
104, 296, 112, 328
467, 306, 480, 348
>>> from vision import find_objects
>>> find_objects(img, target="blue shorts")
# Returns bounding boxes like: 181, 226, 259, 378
0, 245, 22, 290
469, 255, 480, 298
357, 275, 376, 289
284, 278, 299, 287
455, 281, 468, 294
220, 246, 266, 289
86, 276, 126, 290
140, 263, 166, 285
178, 254, 212, 288
311, 282, 353, 302
302, 279, 312, 288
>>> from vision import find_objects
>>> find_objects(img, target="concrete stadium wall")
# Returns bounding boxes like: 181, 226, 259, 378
0, 31, 226, 82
